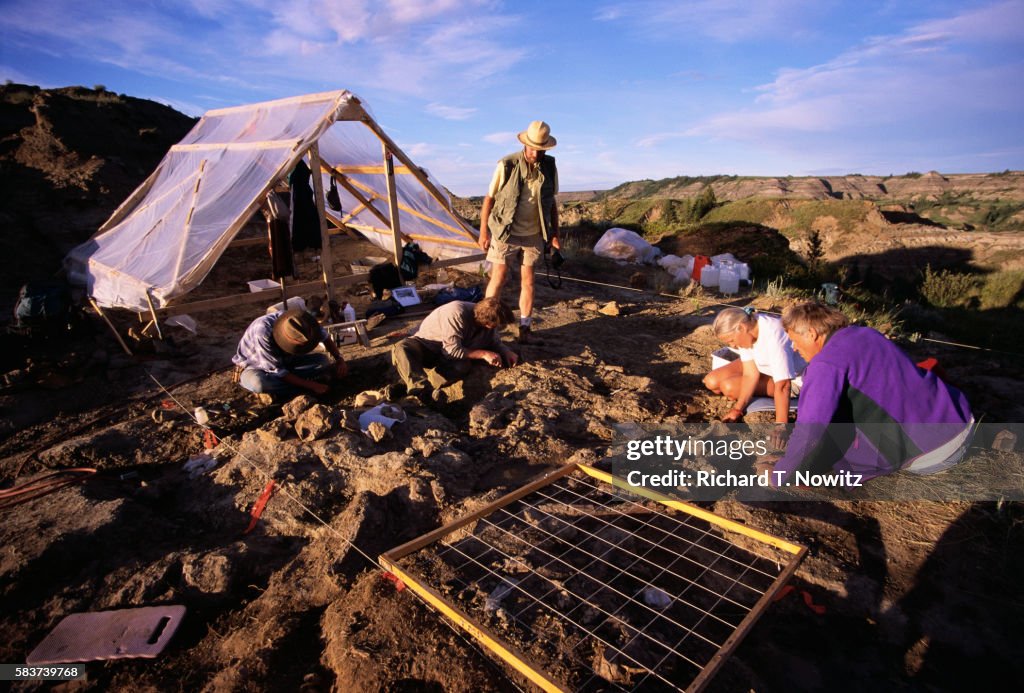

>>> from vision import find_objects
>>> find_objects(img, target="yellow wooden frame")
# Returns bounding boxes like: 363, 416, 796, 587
380, 463, 806, 692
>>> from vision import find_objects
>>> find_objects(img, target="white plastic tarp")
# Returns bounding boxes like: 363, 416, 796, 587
66, 90, 477, 311
593, 227, 660, 264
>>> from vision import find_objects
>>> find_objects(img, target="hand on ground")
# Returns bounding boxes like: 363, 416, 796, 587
721, 408, 744, 423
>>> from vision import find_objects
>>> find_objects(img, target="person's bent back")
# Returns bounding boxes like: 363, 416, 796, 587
769, 302, 973, 484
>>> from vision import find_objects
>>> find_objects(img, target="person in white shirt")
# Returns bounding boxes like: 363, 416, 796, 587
704, 307, 806, 424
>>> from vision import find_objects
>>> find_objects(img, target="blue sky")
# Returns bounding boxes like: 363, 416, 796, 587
2, 0, 1022, 196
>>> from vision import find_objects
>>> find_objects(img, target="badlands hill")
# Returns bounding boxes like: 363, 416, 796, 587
0, 83, 195, 298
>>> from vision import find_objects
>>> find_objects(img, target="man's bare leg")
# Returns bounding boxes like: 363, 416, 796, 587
486, 262, 508, 298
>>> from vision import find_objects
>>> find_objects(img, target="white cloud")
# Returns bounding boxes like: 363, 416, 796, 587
684, 1, 1024, 148
594, 0, 820, 43
426, 103, 477, 120
405, 142, 434, 158
0, 0, 525, 100
0, 64, 40, 85
483, 131, 516, 145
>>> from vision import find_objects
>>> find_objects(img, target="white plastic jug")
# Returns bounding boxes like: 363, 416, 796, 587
342, 302, 357, 323
719, 269, 740, 295
736, 262, 750, 281
700, 266, 720, 288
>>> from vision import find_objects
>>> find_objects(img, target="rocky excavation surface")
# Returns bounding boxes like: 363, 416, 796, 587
2, 259, 1023, 692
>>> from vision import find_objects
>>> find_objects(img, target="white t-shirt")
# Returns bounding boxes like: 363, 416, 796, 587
737, 315, 806, 381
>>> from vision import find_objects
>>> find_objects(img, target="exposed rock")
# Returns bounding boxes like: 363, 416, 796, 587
181, 552, 234, 596
295, 404, 337, 441
282, 395, 318, 421
354, 390, 383, 407
366, 421, 388, 443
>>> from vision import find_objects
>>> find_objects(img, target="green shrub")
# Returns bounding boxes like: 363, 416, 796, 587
919, 265, 977, 308
979, 270, 1024, 309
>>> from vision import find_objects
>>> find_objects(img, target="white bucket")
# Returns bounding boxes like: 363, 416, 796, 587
700, 266, 720, 288
719, 268, 740, 295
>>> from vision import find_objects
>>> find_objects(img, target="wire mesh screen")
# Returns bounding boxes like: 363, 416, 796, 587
388, 468, 804, 692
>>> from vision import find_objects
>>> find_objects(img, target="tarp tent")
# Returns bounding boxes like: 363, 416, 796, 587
66, 90, 480, 313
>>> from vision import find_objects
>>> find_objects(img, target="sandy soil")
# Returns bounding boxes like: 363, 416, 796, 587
2, 237, 1023, 692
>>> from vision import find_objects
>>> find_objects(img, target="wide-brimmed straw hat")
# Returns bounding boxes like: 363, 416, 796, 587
272, 309, 320, 355
518, 120, 557, 150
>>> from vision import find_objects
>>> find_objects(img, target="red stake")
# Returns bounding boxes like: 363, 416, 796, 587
380, 571, 406, 592
244, 481, 276, 535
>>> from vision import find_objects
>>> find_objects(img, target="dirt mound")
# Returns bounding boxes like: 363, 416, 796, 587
0, 84, 195, 301
2, 265, 1023, 689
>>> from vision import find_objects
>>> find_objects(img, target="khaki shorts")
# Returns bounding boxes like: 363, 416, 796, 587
487, 233, 544, 267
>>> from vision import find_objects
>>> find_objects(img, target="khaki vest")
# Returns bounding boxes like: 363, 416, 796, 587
488, 151, 557, 243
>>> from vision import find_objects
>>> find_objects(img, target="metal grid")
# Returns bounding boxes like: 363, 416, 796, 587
382, 465, 805, 692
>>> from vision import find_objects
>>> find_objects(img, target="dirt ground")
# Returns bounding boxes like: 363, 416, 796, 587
2, 236, 1023, 692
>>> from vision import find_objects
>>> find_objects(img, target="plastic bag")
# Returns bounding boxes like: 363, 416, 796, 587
593, 228, 660, 264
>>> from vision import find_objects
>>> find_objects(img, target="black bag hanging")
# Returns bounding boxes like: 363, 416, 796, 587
288, 160, 321, 251
327, 177, 342, 212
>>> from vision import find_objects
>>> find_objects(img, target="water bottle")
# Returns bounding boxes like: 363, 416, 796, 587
194, 407, 210, 426
342, 302, 357, 323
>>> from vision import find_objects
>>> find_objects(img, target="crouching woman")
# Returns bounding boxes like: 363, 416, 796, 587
760, 302, 974, 485
704, 307, 806, 424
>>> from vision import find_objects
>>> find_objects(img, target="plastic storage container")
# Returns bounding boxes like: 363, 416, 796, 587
692, 255, 710, 282
699, 265, 720, 288
719, 268, 740, 295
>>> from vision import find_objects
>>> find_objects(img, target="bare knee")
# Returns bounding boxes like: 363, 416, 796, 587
703, 373, 721, 393
719, 378, 741, 400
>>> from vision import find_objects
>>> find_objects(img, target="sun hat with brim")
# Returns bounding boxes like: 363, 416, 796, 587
272, 309, 320, 355
518, 120, 557, 150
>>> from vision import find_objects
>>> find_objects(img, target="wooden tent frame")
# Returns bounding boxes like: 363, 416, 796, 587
89, 93, 485, 340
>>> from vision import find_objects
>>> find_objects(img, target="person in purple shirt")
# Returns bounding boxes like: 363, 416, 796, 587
233, 308, 348, 401
757, 302, 974, 485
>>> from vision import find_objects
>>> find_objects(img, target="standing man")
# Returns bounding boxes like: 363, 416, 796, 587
477, 120, 561, 343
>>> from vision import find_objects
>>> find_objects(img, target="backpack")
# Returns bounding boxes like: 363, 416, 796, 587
14, 281, 70, 330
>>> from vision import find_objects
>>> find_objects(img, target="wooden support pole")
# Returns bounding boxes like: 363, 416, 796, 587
361, 118, 478, 242
89, 298, 133, 356
308, 143, 334, 304
145, 290, 164, 340
383, 145, 404, 267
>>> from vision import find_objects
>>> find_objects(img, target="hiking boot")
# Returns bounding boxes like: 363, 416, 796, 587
382, 382, 407, 402
517, 324, 543, 344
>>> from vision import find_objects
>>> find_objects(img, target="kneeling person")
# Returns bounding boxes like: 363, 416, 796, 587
392, 298, 518, 400
233, 308, 348, 400
761, 302, 973, 485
